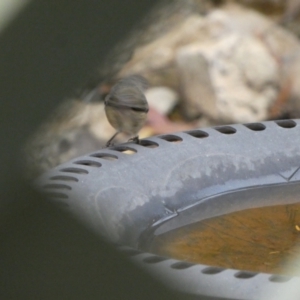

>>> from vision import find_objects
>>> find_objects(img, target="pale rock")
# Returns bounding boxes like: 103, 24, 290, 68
176, 47, 218, 119
176, 5, 295, 122
211, 34, 280, 122
118, 3, 300, 122
285, 54, 300, 116
145, 86, 179, 115
118, 14, 208, 82
177, 32, 280, 122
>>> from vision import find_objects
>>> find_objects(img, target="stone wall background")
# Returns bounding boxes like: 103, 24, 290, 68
25, 0, 300, 178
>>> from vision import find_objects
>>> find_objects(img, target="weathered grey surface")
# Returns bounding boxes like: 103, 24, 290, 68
36, 119, 300, 245
36, 119, 300, 300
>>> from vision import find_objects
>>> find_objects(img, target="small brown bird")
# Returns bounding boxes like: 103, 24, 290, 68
104, 75, 149, 147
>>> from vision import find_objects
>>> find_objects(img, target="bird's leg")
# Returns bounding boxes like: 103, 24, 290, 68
128, 135, 139, 144
106, 131, 120, 147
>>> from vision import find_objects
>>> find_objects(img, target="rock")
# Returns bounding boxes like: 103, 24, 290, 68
145, 86, 179, 115
177, 36, 280, 122
117, 3, 300, 122
176, 6, 282, 122
214, 34, 279, 122
176, 47, 218, 120
117, 14, 208, 88
284, 54, 300, 116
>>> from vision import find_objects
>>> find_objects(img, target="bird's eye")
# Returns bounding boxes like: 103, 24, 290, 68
131, 107, 149, 113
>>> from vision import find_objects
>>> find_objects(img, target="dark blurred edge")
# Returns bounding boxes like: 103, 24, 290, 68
0, 0, 193, 299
